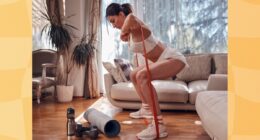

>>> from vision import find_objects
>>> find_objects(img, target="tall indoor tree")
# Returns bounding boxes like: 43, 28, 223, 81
39, 0, 78, 102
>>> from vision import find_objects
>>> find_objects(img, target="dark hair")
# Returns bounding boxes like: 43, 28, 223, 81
105, 3, 133, 17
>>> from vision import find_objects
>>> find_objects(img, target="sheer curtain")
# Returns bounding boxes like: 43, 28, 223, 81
84, 0, 101, 98
140, 0, 227, 53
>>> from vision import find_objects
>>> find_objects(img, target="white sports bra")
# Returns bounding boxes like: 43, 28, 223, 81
129, 33, 159, 54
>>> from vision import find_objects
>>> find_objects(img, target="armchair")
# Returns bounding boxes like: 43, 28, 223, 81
32, 49, 57, 104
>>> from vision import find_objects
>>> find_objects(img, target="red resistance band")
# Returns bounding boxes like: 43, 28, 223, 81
128, 26, 160, 139
140, 27, 160, 139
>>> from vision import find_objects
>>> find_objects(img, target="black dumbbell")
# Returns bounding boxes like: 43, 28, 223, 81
75, 123, 83, 137
82, 125, 99, 140
75, 124, 99, 139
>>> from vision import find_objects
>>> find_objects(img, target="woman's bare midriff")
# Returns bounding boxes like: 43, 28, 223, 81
130, 24, 165, 62
144, 42, 165, 62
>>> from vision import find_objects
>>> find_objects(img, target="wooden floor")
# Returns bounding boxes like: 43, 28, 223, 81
33, 95, 211, 140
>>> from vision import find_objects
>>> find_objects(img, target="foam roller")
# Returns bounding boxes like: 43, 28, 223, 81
83, 108, 120, 137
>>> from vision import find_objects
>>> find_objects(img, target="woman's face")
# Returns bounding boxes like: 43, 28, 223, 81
108, 12, 126, 29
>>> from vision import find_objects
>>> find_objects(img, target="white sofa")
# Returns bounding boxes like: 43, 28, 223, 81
104, 53, 227, 110
196, 74, 227, 140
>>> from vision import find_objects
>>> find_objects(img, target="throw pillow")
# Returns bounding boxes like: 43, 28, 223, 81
114, 58, 133, 82
176, 54, 212, 82
103, 62, 125, 83
213, 54, 227, 74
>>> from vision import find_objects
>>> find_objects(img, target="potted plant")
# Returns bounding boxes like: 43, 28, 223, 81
40, 0, 77, 102
39, 0, 97, 102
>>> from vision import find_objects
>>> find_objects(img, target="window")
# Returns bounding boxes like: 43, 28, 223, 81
101, 0, 227, 61
32, 0, 57, 51
101, 0, 132, 63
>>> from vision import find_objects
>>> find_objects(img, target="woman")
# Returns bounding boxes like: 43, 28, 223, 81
106, 3, 189, 139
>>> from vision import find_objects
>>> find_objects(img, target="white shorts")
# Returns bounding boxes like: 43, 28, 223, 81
157, 47, 189, 68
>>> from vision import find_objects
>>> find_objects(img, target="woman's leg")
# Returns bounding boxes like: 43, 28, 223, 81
129, 65, 153, 119
130, 65, 146, 103
136, 58, 185, 114
136, 58, 185, 139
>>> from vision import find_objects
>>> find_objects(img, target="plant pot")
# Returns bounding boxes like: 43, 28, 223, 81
56, 85, 74, 102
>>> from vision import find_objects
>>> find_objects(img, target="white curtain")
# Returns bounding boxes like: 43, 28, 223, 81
83, 0, 101, 98
138, 0, 227, 53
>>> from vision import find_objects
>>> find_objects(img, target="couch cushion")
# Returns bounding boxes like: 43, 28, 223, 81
196, 91, 227, 140
103, 62, 125, 83
176, 54, 212, 82
111, 80, 189, 103
213, 54, 227, 74
188, 80, 208, 104
114, 58, 133, 82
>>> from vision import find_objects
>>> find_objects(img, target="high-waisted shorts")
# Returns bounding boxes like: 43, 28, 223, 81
157, 47, 189, 68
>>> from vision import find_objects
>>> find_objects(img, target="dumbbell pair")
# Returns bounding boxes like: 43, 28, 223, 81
75, 124, 99, 139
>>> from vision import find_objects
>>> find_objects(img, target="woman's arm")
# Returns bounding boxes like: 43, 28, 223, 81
120, 14, 141, 41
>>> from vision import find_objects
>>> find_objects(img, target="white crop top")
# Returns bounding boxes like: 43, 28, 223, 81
129, 33, 159, 54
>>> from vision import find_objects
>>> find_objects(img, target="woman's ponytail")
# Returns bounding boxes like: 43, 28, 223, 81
106, 3, 133, 17
121, 3, 133, 16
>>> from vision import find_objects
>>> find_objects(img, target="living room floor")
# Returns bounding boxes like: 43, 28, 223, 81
33, 95, 211, 140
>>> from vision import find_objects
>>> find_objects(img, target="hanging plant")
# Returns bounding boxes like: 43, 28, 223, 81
72, 0, 99, 98
72, 35, 95, 67
72, 34, 97, 99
